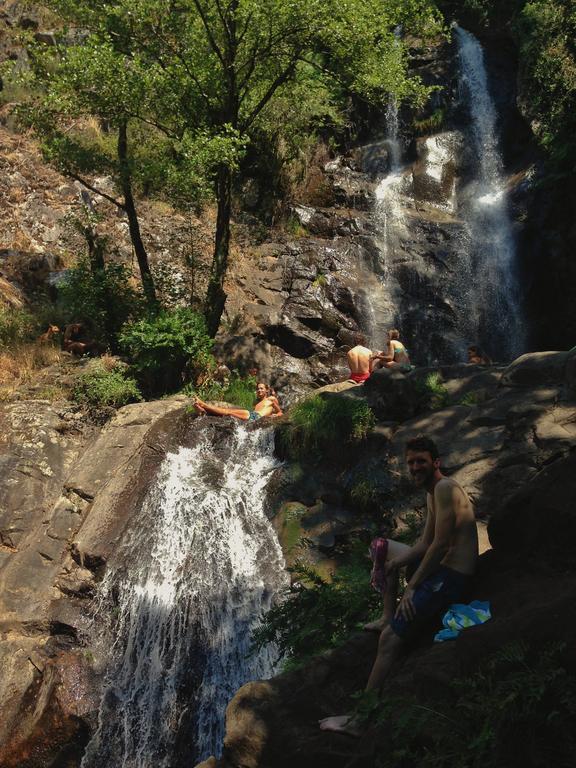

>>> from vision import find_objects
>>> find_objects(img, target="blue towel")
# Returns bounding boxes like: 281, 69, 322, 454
434, 600, 491, 642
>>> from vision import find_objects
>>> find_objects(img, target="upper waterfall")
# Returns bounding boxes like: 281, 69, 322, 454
455, 26, 525, 361
81, 422, 287, 768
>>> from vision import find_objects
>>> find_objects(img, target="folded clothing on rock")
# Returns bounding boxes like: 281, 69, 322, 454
434, 600, 491, 642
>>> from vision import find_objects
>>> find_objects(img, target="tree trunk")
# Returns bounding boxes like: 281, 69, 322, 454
204, 163, 232, 336
117, 121, 157, 308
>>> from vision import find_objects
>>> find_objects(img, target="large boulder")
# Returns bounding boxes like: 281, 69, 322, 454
500, 351, 568, 388
488, 451, 576, 566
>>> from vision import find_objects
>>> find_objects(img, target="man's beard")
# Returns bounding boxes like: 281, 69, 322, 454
411, 466, 435, 488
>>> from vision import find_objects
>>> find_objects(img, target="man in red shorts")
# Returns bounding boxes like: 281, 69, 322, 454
319, 435, 478, 735
346, 332, 374, 384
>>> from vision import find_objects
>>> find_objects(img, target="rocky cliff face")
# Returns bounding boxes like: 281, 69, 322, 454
0, 396, 188, 767
219, 32, 549, 400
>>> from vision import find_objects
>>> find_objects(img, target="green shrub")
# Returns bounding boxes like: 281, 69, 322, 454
72, 359, 142, 408
281, 394, 375, 461
120, 307, 213, 395
372, 641, 576, 768
252, 543, 380, 665
58, 259, 143, 349
0, 306, 36, 348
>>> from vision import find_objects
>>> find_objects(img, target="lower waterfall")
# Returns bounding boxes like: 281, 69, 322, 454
81, 421, 287, 767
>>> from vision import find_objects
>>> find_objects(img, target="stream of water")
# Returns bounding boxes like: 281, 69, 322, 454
81, 422, 286, 768
456, 26, 525, 360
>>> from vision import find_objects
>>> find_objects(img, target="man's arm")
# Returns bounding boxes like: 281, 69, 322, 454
396, 482, 455, 619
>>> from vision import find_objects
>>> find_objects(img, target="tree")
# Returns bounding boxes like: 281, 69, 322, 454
114, 0, 442, 334
19, 0, 442, 333
18, 29, 160, 306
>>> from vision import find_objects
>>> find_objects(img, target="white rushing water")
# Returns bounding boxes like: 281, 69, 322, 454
82, 422, 287, 768
456, 26, 524, 360
362, 91, 407, 347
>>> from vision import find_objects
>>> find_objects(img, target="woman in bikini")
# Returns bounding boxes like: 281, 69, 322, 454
372, 329, 412, 372
192, 382, 283, 421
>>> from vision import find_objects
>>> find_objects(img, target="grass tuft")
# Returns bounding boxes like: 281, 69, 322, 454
281, 394, 375, 461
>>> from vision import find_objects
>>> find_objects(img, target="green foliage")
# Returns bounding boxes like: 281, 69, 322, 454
515, 0, 576, 169
0, 306, 36, 348
312, 272, 328, 289
252, 542, 380, 664
72, 359, 142, 408
6, 0, 445, 334
416, 371, 450, 410
58, 259, 143, 348
413, 107, 446, 135
186, 372, 257, 410
119, 308, 213, 395
281, 394, 375, 461
350, 478, 380, 512
459, 390, 481, 407
373, 641, 576, 768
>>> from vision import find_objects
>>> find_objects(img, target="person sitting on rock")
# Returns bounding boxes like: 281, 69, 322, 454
467, 345, 492, 365
372, 328, 412, 372
319, 435, 478, 736
346, 332, 374, 384
192, 382, 283, 422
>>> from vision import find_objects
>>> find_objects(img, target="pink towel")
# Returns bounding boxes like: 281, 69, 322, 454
370, 537, 389, 594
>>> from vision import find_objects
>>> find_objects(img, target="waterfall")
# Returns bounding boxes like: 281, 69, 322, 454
362, 94, 407, 347
455, 26, 525, 360
81, 422, 287, 768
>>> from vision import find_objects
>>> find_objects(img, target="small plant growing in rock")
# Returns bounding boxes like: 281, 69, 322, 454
311, 272, 327, 289
459, 390, 481, 407
281, 394, 375, 462
72, 359, 142, 408
423, 372, 450, 410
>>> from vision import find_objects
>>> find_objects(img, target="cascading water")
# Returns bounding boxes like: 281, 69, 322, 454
456, 26, 525, 360
81, 421, 287, 768
362, 93, 408, 347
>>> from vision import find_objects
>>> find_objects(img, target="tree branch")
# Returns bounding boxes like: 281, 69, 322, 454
66, 172, 125, 209
191, 0, 226, 68
242, 55, 300, 129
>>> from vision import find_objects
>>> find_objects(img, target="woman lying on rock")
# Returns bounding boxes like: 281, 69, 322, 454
192, 382, 283, 422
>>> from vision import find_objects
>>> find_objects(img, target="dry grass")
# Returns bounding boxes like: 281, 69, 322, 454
0, 343, 63, 388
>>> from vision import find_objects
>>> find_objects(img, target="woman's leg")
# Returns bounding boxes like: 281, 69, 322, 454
364, 540, 412, 631
193, 397, 250, 420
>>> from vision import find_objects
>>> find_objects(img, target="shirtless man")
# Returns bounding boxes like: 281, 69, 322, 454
319, 435, 478, 735
347, 333, 373, 384
192, 382, 283, 422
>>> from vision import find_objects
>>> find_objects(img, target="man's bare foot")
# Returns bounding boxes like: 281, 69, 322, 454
319, 714, 362, 737
363, 617, 387, 632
